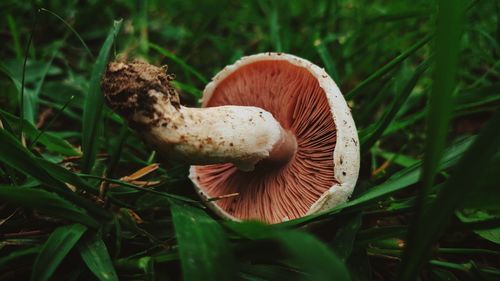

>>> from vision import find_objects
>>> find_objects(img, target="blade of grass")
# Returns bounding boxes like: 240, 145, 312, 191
360, 59, 431, 151
268, 1, 282, 52
39, 8, 94, 59
0, 128, 62, 187
39, 158, 98, 194
171, 80, 202, 100
398, 113, 500, 278
398, 0, 466, 278
6, 14, 23, 60
149, 43, 208, 84
171, 204, 237, 281
279, 231, 350, 281
314, 37, 340, 82
0, 246, 40, 271
78, 173, 201, 205
79, 233, 119, 281
26, 41, 63, 126
81, 20, 122, 173
0, 108, 80, 156
20, 10, 39, 133
0, 127, 110, 219
345, 34, 431, 100
0, 185, 98, 228
31, 224, 87, 281
240, 264, 306, 281
29, 95, 75, 150
226, 221, 350, 281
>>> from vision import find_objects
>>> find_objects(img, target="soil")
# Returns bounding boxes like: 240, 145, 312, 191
101, 60, 180, 130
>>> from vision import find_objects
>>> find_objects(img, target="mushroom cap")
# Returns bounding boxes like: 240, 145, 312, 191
189, 53, 359, 223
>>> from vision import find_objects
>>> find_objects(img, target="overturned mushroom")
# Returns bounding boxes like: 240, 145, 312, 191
102, 53, 359, 224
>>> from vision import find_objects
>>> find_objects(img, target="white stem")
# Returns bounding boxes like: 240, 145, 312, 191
136, 90, 296, 171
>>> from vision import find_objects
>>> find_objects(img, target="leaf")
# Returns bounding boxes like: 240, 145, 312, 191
31, 224, 87, 281
149, 43, 208, 84
398, 0, 469, 275
0, 127, 110, 220
457, 209, 500, 244
81, 20, 122, 173
171, 80, 202, 100
0, 246, 40, 271
39, 158, 98, 194
0, 128, 64, 187
0, 101, 80, 156
171, 204, 237, 281
279, 231, 351, 281
430, 268, 459, 281
398, 111, 500, 279
332, 213, 362, 261
346, 34, 431, 99
360, 59, 430, 151
0, 185, 98, 227
240, 264, 305, 281
314, 37, 339, 81
79, 234, 119, 281
226, 221, 350, 281
346, 248, 372, 281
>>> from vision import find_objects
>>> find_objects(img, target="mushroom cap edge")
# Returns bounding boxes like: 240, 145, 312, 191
189, 52, 360, 222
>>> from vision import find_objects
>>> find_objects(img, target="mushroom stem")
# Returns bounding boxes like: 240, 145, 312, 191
101, 61, 297, 171
144, 90, 297, 171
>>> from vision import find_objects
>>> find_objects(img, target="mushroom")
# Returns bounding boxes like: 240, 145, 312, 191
102, 53, 359, 224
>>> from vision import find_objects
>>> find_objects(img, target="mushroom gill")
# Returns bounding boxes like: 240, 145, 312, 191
193, 60, 338, 223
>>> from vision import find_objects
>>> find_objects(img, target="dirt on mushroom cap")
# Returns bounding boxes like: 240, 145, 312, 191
101, 60, 181, 131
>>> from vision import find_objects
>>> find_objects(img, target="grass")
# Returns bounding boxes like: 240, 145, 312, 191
1, 0, 499, 280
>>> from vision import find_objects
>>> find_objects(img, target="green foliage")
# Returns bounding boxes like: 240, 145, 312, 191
32, 224, 87, 281
81, 20, 122, 173
171, 204, 237, 281
79, 233, 119, 281
1, 0, 499, 280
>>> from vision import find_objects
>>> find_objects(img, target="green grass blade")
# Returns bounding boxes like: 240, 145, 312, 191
81, 20, 122, 173
332, 213, 362, 261
79, 234, 119, 281
314, 37, 339, 82
39, 159, 98, 194
345, 34, 431, 100
6, 14, 23, 59
360, 59, 431, 151
226, 221, 350, 281
268, 1, 282, 52
171, 204, 237, 281
19, 11, 39, 133
0, 246, 40, 271
1, 108, 80, 156
0, 127, 110, 220
171, 80, 202, 100
29, 95, 75, 150
398, 118, 500, 277
398, 0, 466, 279
0, 185, 99, 228
79, 173, 201, 205
149, 43, 208, 84
31, 224, 87, 281
240, 264, 306, 281
0, 127, 62, 187
279, 231, 351, 281
39, 8, 95, 59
